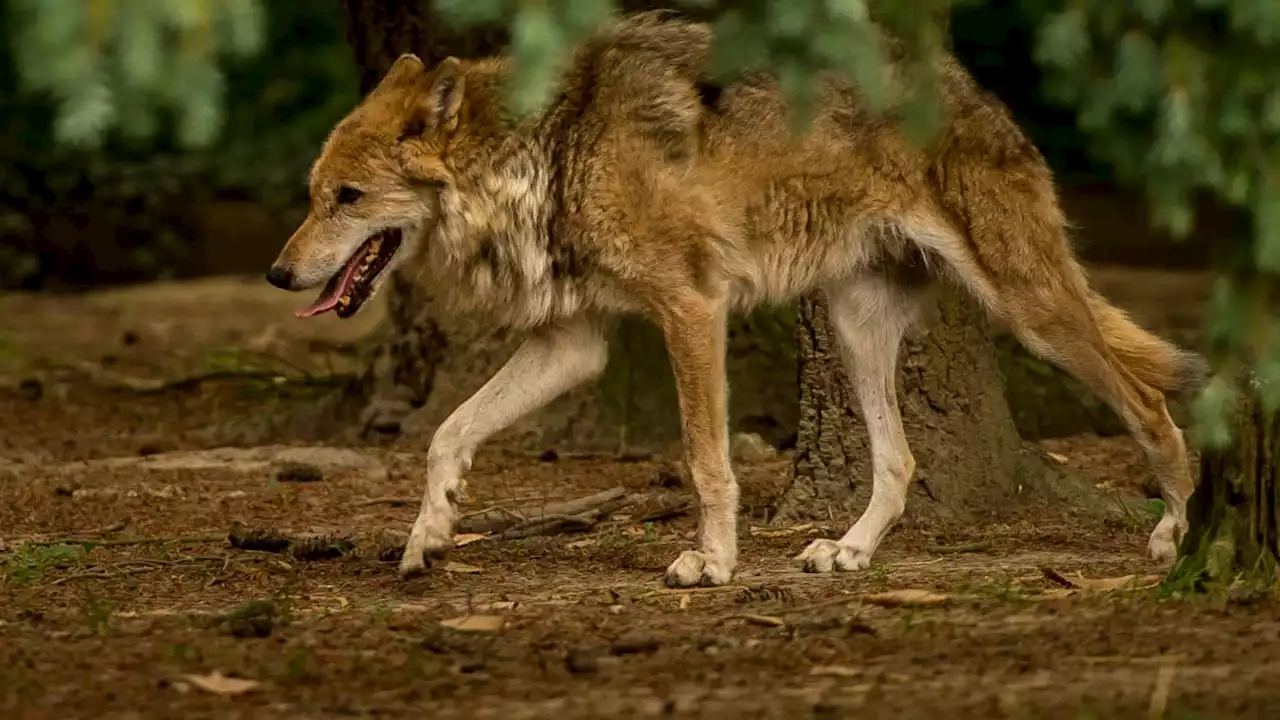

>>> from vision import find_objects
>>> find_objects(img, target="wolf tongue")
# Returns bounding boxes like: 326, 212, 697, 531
295, 278, 346, 318
294, 251, 365, 318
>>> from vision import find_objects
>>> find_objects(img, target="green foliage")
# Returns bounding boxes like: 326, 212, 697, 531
436, 0, 958, 137
1026, 0, 1280, 441
9, 0, 265, 148
0, 1, 356, 289
3, 543, 82, 586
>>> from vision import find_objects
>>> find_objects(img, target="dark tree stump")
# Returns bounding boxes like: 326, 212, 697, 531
1172, 385, 1280, 591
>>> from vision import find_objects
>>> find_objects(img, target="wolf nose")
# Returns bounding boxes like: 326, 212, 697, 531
266, 265, 295, 290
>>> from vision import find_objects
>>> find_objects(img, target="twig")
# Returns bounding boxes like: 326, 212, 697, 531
523, 449, 657, 462
11, 520, 129, 543
457, 487, 629, 535
21, 534, 224, 548
717, 613, 787, 628
103, 556, 225, 567
485, 494, 642, 540
57, 360, 347, 394
457, 505, 527, 527
636, 499, 693, 524
41, 563, 212, 586
37, 556, 225, 587
636, 585, 748, 600
774, 594, 862, 616
496, 514, 600, 540
356, 496, 415, 508
927, 540, 993, 555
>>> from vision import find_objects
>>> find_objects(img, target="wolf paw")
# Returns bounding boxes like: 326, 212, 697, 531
1147, 521, 1179, 565
798, 539, 873, 573
1147, 513, 1185, 565
398, 531, 452, 579
664, 550, 735, 588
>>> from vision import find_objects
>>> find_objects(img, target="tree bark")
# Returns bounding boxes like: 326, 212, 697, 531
1171, 386, 1280, 591
774, 286, 1096, 525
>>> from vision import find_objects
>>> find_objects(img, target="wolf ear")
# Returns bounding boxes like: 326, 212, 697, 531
399, 57, 465, 142
386, 53, 426, 83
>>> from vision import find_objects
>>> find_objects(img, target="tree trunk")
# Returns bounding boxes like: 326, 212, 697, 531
335, 0, 508, 438
774, 286, 1098, 525
1171, 387, 1280, 592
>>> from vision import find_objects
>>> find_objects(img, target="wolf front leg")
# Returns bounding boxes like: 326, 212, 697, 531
399, 315, 610, 578
657, 291, 739, 587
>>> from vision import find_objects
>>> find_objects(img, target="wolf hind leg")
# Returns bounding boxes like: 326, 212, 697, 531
798, 272, 923, 573
906, 207, 1196, 564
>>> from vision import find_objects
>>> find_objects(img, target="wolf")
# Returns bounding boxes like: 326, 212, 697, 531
266, 11, 1204, 587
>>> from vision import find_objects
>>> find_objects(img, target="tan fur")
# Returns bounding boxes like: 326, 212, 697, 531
270, 11, 1204, 586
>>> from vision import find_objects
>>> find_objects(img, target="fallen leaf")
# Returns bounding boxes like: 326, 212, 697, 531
678, 595, 690, 610
306, 594, 350, 609
565, 537, 597, 549
179, 672, 260, 696
863, 589, 950, 607
444, 561, 484, 574
440, 614, 505, 632
1046, 452, 1069, 464
1033, 588, 1079, 600
811, 665, 861, 678
475, 600, 516, 612
453, 533, 488, 547
1072, 574, 1162, 591
1039, 567, 1161, 592
723, 613, 786, 627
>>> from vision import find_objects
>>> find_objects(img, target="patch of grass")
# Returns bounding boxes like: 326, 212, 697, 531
2, 543, 82, 586
83, 600, 115, 635
283, 646, 322, 685
0, 330, 24, 371
198, 346, 274, 374
214, 598, 288, 638
369, 601, 397, 627
168, 643, 202, 662
867, 563, 890, 592
965, 579, 1034, 604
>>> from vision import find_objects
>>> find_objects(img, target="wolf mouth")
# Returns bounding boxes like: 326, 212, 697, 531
296, 228, 403, 319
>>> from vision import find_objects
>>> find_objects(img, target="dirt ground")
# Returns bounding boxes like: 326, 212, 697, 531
3, 268, 1278, 720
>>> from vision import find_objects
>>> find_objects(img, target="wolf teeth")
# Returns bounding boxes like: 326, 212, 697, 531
338, 295, 352, 306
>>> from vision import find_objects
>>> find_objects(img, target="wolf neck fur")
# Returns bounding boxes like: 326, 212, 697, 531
427, 72, 587, 330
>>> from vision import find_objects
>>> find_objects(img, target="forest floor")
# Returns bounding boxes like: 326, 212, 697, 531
2, 267, 1278, 720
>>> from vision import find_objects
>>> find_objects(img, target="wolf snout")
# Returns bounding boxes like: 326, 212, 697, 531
265, 265, 298, 291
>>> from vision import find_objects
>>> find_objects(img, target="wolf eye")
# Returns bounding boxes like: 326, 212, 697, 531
336, 186, 363, 204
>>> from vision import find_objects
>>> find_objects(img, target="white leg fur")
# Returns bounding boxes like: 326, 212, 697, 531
799, 275, 920, 573
399, 315, 609, 577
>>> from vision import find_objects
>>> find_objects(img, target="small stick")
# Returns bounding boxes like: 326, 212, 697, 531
927, 540, 992, 555
636, 585, 748, 600
457, 487, 629, 535
356, 496, 415, 508
19, 534, 224, 548
718, 613, 787, 628
775, 594, 862, 616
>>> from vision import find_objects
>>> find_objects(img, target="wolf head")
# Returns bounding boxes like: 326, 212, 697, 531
267, 54, 470, 319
